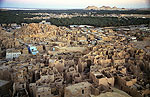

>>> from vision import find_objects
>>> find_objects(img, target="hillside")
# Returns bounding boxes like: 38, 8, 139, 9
85, 6, 127, 10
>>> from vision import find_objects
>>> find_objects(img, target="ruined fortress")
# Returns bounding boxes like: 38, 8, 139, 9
0, 23, 150, 97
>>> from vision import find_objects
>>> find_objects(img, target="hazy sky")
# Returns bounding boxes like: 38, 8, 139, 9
0, 0, 149, 9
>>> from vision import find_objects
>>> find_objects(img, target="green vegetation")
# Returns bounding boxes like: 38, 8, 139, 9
0, 10, 150, 27
48, 17, 150, 27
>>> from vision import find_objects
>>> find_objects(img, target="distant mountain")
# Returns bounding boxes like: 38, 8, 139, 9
85, 6, 127, 10
85, 6, 99, 10
137, 8, 150, 10
0, 7, 39, 10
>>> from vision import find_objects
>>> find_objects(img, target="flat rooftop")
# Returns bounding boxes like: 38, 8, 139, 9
6, 49, 21, 53
65, 82, 91, 92
59, 47, 87, 52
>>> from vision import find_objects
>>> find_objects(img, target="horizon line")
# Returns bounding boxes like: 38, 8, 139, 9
0, 7, 149, 10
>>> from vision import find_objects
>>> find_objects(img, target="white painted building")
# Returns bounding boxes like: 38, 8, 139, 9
39, 20, 51, 25
130, 36, 137, 42
69, 25, 94, 28
6, 49, 21, 60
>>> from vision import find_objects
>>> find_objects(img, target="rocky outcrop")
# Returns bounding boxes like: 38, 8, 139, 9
85, 6, 127, 10
85, 6, 100, 10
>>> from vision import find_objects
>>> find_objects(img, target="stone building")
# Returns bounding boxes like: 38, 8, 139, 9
6, 49, 21, 60
64, 82, 92, 97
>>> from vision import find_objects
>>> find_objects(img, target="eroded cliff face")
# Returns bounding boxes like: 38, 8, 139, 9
85, 6, 127, 10
85, 6, 100, 10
